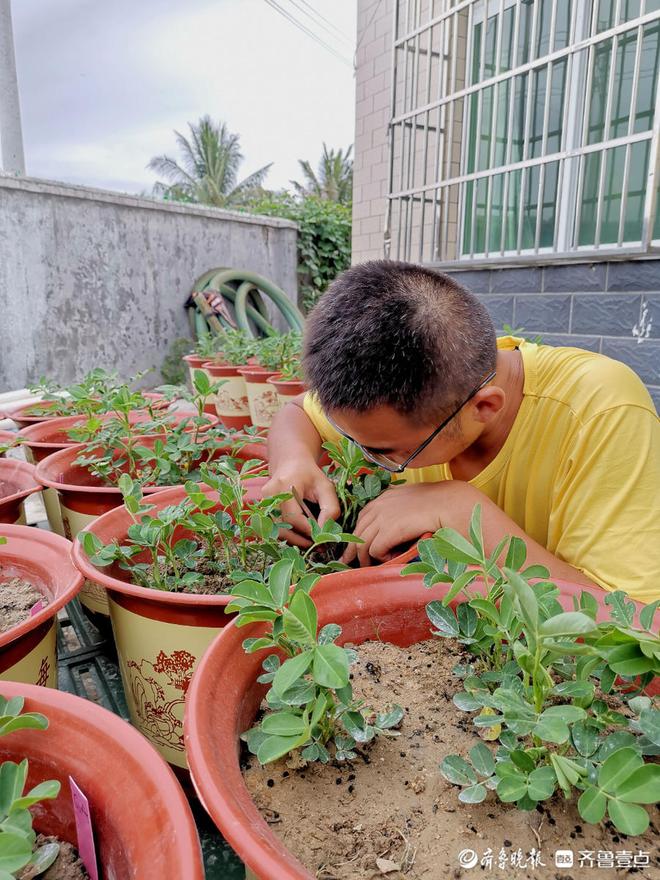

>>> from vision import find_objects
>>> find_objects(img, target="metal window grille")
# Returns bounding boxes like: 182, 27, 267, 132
385, 0, 660, 266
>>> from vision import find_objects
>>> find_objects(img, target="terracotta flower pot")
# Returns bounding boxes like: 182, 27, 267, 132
70, 484, 242, 771
267, 374, 306, 407
203, 362, 252, 429
237, 368, 282, 428
183, 354, 224, 414
0, 524, 82, 686
2, 400, 64, 429
0, 681, 204, 879
0, 459, 42, 524
185, 571, 657, 880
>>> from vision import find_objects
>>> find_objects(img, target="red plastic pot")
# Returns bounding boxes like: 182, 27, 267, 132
203, 362, 252, 429
4, 396, 170, 430
237, 368, 282, 428
0, 681, 204, 878
0, 524, 83, 686
0, 459, 42, 524
70, 484, 245, 771
267, 374, 306, 406
185, 571, 657, 880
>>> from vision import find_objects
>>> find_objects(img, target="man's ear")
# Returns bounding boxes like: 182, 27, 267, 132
471, 387, 506, 423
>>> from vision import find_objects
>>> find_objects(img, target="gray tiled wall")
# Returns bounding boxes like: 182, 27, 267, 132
448, 260, 660, 412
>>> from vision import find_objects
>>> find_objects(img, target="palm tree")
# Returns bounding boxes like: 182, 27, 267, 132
292, 143, 353, 205
148, 116, 272, 208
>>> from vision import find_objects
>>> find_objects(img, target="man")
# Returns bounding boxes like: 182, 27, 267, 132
263, 261, 660, 603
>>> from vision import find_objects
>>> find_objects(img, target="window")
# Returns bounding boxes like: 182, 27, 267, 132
385, 0, 660, 264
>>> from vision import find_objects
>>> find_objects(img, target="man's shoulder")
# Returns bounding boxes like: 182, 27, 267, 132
531, 342, 656, 422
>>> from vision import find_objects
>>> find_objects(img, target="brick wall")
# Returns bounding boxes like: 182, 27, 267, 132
448, 261, 660, 411
353, 0, 394, 262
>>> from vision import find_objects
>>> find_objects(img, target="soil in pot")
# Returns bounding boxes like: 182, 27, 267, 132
18, 835, 89, 880
0, 577, 47, 633
243, 639, 660, 880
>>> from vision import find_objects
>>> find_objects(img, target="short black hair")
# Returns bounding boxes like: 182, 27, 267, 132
303, 260, 497, 424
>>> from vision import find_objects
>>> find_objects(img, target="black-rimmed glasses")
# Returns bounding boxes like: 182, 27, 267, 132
326, 370, 497, 473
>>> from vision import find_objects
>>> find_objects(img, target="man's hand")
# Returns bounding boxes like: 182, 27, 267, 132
341, 482, 452, 565
262, 462, 340, 548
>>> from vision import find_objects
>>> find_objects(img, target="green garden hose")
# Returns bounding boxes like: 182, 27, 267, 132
190, 268, 305, 340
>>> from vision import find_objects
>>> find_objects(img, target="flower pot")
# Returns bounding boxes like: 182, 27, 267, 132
0, 459, 42, 524
35, 446, 181, 622
237, 368, 282, 428
267, 375, 306, 406
183, 354, 223, 414
203, 362, 252, 429
70, 484, 241, 770
0, 524, 82, 686
2, 400, 64, 429
185, 571, 657, 880
0, 681, 204, 879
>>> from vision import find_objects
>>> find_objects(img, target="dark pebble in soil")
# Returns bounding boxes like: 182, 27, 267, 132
503, 840, 512, 848
348, 785, 354, 793
282, 771, 289, 778
267, 779, 274, 787
335, 778, 342, 785
548, 816, 556, 825
348, 773, 355, 781
400, 751, 407, 757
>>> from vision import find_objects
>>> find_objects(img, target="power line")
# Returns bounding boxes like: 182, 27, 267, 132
287, 0, 354, 46
263, 0, 353, 67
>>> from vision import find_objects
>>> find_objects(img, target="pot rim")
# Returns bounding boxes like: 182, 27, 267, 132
184, 571, 652, 880
0, 680, 204, 879
0, 523, 83, 647
0, 459, 42, 504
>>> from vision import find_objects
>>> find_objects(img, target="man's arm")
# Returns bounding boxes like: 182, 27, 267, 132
263, 396, 340, 546
341, 480, 597, 585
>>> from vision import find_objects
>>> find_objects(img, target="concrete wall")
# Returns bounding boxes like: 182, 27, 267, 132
0, 176, 298, 389
449, 261, 660, 411
353, 0, 394, 263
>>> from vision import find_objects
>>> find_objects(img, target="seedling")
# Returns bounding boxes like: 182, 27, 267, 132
26, 368, 155, 418
228, 560, 403, 764
253, 332, 302, 374
0, 695, 61, 879
403, 505, 660, 835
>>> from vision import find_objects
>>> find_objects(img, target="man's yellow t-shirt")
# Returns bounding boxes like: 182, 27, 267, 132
303, 336, 660, 604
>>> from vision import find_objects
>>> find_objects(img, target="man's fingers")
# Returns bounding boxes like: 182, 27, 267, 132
314, 480, 341, 527
279, 499, 313, 538
280, 527, 312, 549
340, 540, 358, 565
356, 523, 379, 567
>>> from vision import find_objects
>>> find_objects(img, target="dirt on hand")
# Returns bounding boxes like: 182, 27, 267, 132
243, 639, 660, 880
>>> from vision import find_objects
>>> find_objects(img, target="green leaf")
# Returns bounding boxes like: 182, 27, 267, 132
533, 715, 569, 744
639, 600, 660, 632
539, 612, 597, 638
312, 644, 349, 689
467, 505, 483, 554
578, 787, 607, 824
257, 734, 307, 764
469, 743, 495, 777
429, 529, 482, 565
639, 708, 660, 747
0, 760, 27, 816
28, 842, 60, 875
442, 571, 480, 606
261, 712, 307, 737
607, 799, 650, 836
231, 579, 277, 609
271, 650, 314, 696
510, 750, 536, 773
504, 536, 527, 571
459, 783, 487, 803
453, 692, 481, 712
283, 591, 318, 644
0, 832, 32, 873
617, 764, 660, 804
527, 766, 556, 801
12, 779, 60, 812
605, 590, 635, 627
440, 755, 477, 786
542, 704, 586, 723
376, 706, 404, 730
497, 775, 527, 802
503, 568, 539, 639
598, 747, 644, 793
268, 559, 294, 608
317, 624, 341, 645
426, 602, 459, 637
571, 721, 600, 757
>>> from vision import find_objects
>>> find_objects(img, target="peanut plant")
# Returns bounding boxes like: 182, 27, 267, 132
0, 696, 61, 879
26, 369, 156, 418
228, 559, 403, 764
403, 506, 660, 836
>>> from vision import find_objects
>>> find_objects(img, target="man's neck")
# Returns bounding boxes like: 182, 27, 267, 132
449, 349, 525, 482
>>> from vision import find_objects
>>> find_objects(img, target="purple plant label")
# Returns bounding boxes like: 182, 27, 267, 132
29, 600, 45, 617
69, 777, 99, 880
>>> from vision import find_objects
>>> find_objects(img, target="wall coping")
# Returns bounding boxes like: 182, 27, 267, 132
0, 173, 298, 231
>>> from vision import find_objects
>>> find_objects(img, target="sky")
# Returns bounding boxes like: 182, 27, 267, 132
10, 0, 357, 195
